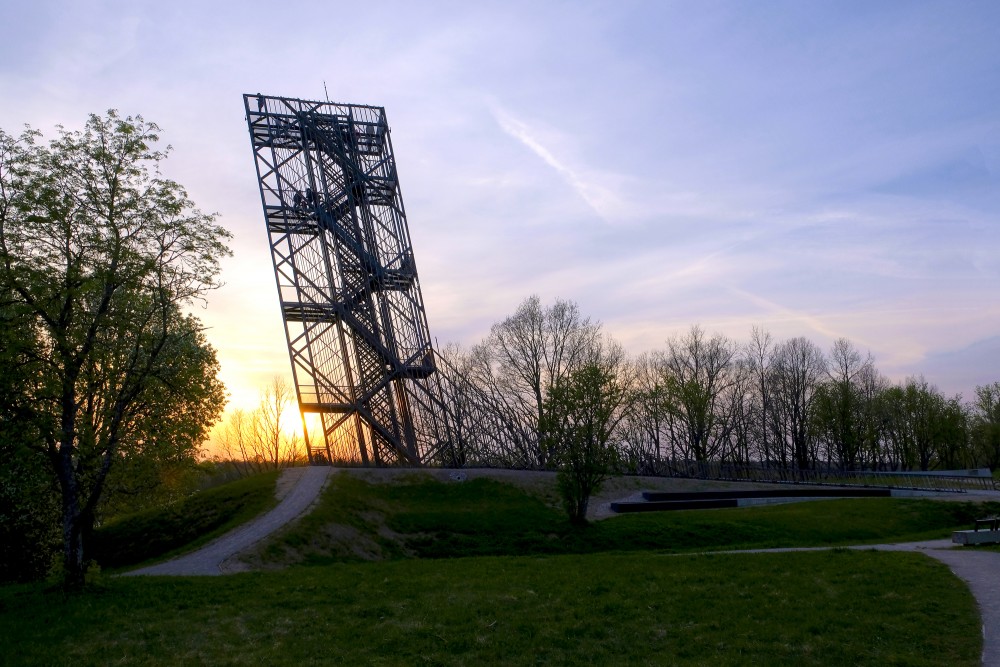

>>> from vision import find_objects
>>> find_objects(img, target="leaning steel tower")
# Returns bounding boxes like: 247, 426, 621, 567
243, 93, 452, 466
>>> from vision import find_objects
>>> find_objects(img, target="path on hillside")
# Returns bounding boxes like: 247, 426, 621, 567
722, 539, 1000, 666
124, 466, 333, 577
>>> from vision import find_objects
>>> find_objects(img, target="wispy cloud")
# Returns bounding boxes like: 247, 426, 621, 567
726, 286, 867, 348
3, 1, 998, 402
489, 103, 624, 224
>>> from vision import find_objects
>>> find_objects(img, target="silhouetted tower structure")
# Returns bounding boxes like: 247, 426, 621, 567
243, 93, 451, 466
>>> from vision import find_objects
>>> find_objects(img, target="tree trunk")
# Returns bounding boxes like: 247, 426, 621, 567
56, 453, 86, 589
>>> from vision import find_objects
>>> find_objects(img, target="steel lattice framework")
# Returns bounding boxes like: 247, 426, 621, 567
243, 93, 453, 466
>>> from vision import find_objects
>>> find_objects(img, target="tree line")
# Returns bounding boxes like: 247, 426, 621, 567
3, 109, 997, 581
435, 296, 1000, 480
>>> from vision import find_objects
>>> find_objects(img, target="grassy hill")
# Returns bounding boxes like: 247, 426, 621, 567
241, 470, 998, 568
91, 470, 280, 569
0, 469, 989, 665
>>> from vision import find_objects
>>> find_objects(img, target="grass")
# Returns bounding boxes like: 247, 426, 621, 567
248, 472, 1000, 567
0, 549, 980, 666
1, 470, 986, 665
90, 470, 280, 569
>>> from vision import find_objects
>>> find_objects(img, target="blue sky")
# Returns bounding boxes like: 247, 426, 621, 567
2, 0, 998, 407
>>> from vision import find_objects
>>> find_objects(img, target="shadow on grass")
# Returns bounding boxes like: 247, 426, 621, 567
91, 470, 280, 569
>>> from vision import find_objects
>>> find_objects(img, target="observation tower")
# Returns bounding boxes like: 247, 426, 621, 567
243, 93, 451, 465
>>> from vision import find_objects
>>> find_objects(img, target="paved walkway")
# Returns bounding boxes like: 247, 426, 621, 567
124, 466, 333, 577
920, 547, 1000, 667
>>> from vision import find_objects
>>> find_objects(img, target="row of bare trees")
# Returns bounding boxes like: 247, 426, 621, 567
215, 377, 305, 474
435, 296, 1000, 475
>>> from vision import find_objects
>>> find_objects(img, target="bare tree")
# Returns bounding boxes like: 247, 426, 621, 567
218, 377, 304, 474
658, 326, 745, 462
769, 337, 827, 471
434, 342, 529, 467
441, 299, 988, 480
433, 343, 476, 467
744, 328, 777, 465
473, 296, 601, 467
619, 352, 671, 473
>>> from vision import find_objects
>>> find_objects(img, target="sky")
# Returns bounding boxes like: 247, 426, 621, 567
1, 0, 999, 412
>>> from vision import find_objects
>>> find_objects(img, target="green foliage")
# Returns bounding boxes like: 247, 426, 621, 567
542, 360, 629, 524
0, 445, 58, 583
0, 111, 231, 587
809, 340, 882, 471
879, 378, 969, 471
970, 382, 1000, 470
90, 471, 278, 569
0, 550, 979, 665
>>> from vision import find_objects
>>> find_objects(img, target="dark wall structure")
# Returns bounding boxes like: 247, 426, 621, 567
243, 93, 452, 466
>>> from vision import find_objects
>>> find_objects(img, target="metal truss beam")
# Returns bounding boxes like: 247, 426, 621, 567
243, 93, 452, 466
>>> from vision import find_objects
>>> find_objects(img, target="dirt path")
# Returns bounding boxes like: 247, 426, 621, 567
124, 466, 333, 577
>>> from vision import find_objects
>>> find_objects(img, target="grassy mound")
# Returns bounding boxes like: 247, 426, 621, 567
91, 470, 280, 569
246, 471, 999, 568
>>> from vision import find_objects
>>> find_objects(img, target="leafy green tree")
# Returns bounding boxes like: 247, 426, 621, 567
0, 112, 230, 588
541, 341, 629, 524
0, 450, 58, 582
969, 382, 1000, 470
96, 315, 227, 518
0, 294, 59, 582
811, 339, 885, 470
878, 378, 968, 471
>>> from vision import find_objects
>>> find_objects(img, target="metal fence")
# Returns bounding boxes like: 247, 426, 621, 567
652, 461, 998, 492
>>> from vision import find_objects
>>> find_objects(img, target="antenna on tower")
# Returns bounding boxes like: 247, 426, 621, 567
323, 81, 330, 102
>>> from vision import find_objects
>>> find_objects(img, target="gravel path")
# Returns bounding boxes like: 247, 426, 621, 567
124, 466, 333, 577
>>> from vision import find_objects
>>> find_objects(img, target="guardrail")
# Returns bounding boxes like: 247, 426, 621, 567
657, 462, 998, 492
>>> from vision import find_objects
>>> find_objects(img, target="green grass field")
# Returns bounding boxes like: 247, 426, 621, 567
0, 550, 979, 665
0, 470, 989, 665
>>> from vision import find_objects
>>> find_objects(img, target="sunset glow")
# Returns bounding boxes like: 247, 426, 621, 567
4, 1, 998, 430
